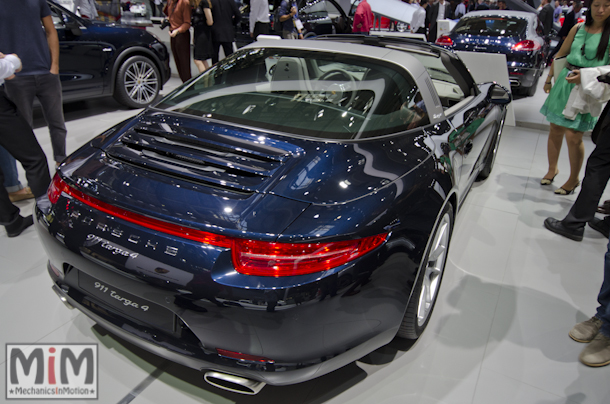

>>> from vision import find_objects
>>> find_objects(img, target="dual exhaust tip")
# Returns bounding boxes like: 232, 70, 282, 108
203, 371, 266, 395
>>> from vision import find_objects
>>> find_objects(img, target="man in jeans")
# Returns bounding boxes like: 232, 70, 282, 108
0, 53, 51, 238
279, 0, 303, 39
0, 0, 68, 172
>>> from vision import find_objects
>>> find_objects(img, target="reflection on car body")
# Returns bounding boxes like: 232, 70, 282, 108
437, 10, 549, 97
35, 34, 510, 395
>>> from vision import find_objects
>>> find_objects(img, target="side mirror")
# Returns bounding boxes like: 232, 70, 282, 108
487, 83, 512, 105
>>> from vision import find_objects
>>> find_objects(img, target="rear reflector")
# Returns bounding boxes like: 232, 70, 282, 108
216, 349, 274, 364
48, 174, 388, 277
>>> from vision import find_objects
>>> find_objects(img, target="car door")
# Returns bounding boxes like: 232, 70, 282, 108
49, 2, 106, 101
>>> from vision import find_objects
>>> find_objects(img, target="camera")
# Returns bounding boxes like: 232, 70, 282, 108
160, 18, 170, 30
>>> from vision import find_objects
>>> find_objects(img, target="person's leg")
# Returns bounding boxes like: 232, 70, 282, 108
560, 128, 585, 191
221, 42, 233, 59
563, 126, 610, 228
194, 59, 209, 73
544, 122, 565, 181
578, 238, 610, 367
35, 73, 67, 164
3, 75, 36, 127
211, 40, 221, 64
0, 146, 23, 193
0, 90, 50, 236
173, 31, 191, 83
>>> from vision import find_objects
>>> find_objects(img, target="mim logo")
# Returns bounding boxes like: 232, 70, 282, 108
5, 344, 98, 400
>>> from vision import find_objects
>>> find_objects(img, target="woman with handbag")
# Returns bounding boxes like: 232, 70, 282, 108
540, 0, 610, 195
191, 0, 213, 73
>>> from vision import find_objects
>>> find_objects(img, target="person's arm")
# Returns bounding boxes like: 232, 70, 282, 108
544, 24, 579, 92
249, 0, 259, 34
205, 7, 213, 26
231, 0, 242, 25
0, 53, 22, 81
41, 15, 60, 74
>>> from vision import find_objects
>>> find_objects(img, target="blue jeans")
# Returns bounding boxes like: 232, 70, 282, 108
0, 145, 23, 192
596, 238, 610, 337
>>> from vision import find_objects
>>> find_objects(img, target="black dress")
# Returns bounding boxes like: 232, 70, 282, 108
193, 0, 213, 61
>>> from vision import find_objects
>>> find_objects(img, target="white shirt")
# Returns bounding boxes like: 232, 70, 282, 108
455, 3, 466, 17
411, 6, 426, 33
249, 0, 270, 34
438, 0, 446, 20
0, 54, 21, 85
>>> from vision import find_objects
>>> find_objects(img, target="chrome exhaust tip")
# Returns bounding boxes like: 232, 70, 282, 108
203, 371, 266, 395
52, 284, 74, 310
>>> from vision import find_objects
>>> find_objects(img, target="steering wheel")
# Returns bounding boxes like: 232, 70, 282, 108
316, 69, 356, 107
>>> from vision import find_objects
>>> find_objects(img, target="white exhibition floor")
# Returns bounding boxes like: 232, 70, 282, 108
2, 75, 610, 403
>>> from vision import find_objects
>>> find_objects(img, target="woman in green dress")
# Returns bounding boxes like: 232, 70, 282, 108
540, 0, 610, 195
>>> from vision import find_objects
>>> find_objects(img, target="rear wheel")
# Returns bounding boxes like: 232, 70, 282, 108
113, 55, 161, 109
397, 203, 454, 340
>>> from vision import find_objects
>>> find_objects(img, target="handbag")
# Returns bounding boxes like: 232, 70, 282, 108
552, 55, 567, 83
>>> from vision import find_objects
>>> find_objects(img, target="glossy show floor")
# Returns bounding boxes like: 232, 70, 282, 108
2, 75, 610, 403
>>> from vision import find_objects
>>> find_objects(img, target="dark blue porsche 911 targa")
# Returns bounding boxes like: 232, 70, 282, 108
35, 35, 510, 394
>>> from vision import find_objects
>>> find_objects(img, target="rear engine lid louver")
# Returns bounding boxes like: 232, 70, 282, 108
104, 121, 299, 194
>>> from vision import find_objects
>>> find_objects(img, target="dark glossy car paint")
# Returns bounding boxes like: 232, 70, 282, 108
35, 36, 509, 393
437, 10, 549, 96
48, 0, 171, 107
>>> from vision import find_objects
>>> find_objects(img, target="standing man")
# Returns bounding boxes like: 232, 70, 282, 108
279, 0, 303, 39
210, 0, 241, 63
0, 0, 68, 170
454, 0, 467, 18
352, 0, 373, 35
429, 0, 453, 43
250, 0, 270, 39
538, 0, 555, 36
164, 0, 191, 83
411, 0, 429, 37
0, 53, 51, 238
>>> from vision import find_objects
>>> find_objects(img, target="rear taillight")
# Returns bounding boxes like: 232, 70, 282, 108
511, 40, 541, 51
436, 36, 453, 46
232, 233, 388, 277
50, 175, 387, 277
48, 174, 67, 204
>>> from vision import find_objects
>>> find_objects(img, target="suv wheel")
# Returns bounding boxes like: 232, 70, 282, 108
114, 55, 160, 108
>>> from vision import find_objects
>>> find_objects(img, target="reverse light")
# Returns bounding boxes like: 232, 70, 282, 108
436, 36, 453, 46
511, 40, 541, 51
49, 174, 388, 277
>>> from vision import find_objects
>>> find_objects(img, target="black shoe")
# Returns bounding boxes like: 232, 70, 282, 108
589, 217, 610, 239
544, 217, 584, 241
4, 215, 34, 238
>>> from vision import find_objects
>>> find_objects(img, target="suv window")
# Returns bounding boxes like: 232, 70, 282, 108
454, 16, 528, 37
156, 48, 429, 139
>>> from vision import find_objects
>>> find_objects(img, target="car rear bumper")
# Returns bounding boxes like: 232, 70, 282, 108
34, 198, 415, 386
508, 66, 541, 88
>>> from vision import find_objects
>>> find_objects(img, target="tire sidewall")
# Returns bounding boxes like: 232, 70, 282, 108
114, 55, 160, 109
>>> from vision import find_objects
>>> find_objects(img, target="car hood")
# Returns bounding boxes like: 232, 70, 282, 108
66, 111, 431, 236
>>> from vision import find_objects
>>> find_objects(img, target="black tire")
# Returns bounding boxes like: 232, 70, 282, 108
476, 120, 502, 181
113, 55, 161, 109
397, 203, 454, 340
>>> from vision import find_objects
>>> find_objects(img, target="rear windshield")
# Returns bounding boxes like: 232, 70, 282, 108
453, 16, 527, 36
154, 48, 429, 140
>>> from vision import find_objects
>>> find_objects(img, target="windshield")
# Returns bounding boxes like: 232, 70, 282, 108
155, 48, 429, 139
453, 16, 527, 36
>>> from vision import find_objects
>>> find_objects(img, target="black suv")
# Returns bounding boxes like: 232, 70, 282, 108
49, 0, 171, 108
